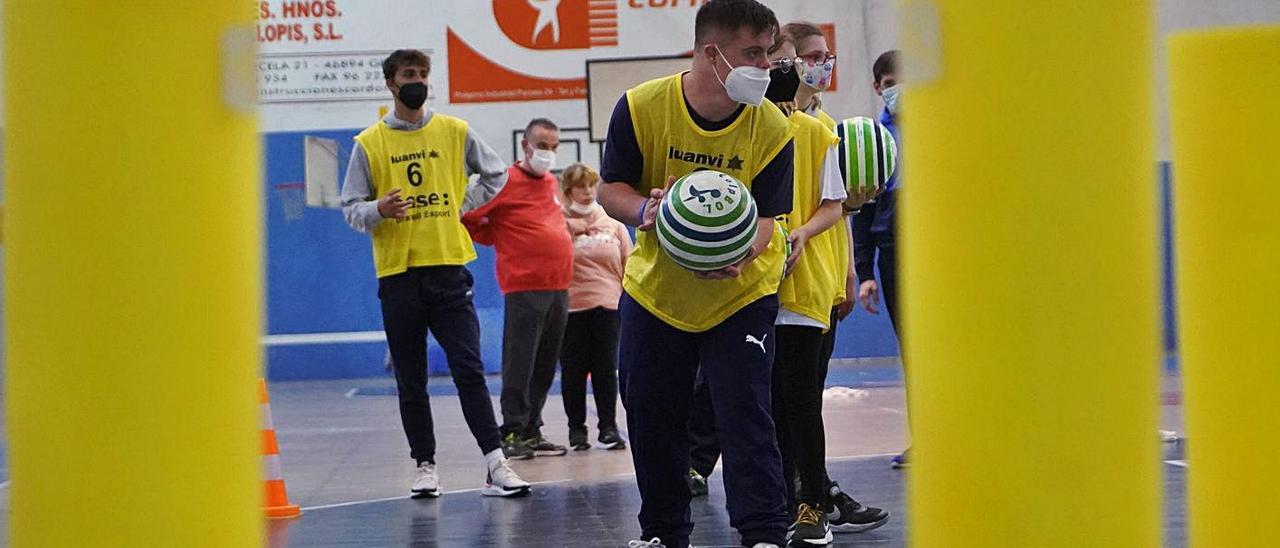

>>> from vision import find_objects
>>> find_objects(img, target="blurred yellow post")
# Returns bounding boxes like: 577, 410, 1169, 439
1169, 25, 1280, 548
4, 3, 262, 547
900, 1, 1160, 546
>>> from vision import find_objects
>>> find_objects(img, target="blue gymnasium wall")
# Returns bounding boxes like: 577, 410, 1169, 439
263, 129, 507, 380
263, 130, 1177, 380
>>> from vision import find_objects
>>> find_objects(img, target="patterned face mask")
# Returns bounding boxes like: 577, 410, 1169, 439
796, 55, 835, 91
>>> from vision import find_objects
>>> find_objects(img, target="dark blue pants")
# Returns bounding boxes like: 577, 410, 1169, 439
695, 307, 848, 503
379, 266, 503, 464
619, 292, 787, 548
688, 369, 720, 478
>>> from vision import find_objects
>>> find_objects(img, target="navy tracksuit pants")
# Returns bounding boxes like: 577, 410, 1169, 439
618, 292, 787, 548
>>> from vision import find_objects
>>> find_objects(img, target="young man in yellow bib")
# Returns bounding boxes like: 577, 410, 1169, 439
599, 2, 792, 547
339, 49, 530, 500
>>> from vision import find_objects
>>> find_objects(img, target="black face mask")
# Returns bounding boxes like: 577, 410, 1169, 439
397, 82, 428, 109
765, 67, 800, 104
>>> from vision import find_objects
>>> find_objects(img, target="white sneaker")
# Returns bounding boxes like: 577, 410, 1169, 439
627, 539, 666, 548
481, 458, 531, 497
410, 462, 440, 499
751, 544, 781, 548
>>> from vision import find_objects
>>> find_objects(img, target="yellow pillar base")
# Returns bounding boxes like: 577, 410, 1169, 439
1170, 25, 1280, 548
901, 1, 1160, 546
4, 3, 262, 546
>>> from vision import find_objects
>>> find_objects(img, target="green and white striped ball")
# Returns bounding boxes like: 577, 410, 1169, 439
836, 116, 898, 192
655, 170, 759, 272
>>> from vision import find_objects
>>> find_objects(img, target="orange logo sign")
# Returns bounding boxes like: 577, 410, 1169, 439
492, 0, 618, 50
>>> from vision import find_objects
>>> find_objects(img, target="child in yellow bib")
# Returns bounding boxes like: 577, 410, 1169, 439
765, 26, 891, 543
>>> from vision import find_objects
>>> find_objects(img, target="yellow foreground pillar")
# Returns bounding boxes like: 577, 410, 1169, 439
4, 3, 262, 547
1169, 26, 1280, 548
900, 2, 1160, 546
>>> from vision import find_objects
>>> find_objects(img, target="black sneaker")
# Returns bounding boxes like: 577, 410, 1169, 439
569, 429, 591, 451
527, 435, 568, 457
790, 502, 833, 545
502, 432, 534, 460
686, 468, 709, 497
598, 428, 627, 450
825, 484, 889, 533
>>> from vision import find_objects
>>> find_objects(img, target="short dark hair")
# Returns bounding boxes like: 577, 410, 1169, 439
694, 0, 778, 46
525, 118, 559, 136
873, 50, 899, 84
382, 49, 431, 80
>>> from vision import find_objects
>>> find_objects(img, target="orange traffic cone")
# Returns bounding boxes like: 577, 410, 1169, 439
260, 378, 301, 519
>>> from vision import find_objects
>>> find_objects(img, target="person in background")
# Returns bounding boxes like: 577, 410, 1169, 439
852, 50, 908, 468
462, 118, 575, 460
558, 163, 632, 452
339, 49, 530, 499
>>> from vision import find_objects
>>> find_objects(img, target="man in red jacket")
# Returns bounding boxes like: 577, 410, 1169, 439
462, 118, 574, 459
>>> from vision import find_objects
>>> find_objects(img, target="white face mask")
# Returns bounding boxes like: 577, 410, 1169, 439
882, 84, 902, 115
567, 201, 598, 215
526, 148, 556, 175
713, 45, 770, 106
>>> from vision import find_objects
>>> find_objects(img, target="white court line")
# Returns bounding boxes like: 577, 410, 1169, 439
262, 331, 386, 346
301, 453, 1182, 512
300, 478, 574, 512
586, 453, 907, 483
299, 454, 909, 512
300, 495, 405, 512
279, 426, 403, 435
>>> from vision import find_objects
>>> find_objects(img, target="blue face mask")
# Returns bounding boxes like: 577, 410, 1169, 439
882, 84, 901, 115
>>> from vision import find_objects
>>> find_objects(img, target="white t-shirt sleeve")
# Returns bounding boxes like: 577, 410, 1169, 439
776, 306, 829, 329
819, 143, 848, 202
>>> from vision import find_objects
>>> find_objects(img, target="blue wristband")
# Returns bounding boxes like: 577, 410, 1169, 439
636, 201, 648, 226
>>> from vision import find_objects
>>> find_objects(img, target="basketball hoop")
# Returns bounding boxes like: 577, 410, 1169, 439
274, 182, 306, 222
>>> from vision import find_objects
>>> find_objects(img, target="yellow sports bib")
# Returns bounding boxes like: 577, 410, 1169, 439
622, 73, 793, 332
355, 114, 475, 278
777, 112, 843, 329
814, 107, 852, 305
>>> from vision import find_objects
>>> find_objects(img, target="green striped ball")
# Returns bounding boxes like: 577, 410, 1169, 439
836, 116, 898, 192
655, 170, 759, 272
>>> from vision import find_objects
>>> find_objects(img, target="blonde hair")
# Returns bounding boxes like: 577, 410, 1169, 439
782, 21, 826, 45
560, 162, 600, 195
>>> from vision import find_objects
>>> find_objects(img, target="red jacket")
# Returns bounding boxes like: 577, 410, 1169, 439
461, 164, 574, 294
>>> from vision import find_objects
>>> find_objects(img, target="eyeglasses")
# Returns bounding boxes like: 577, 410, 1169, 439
770, 53, 838, 73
